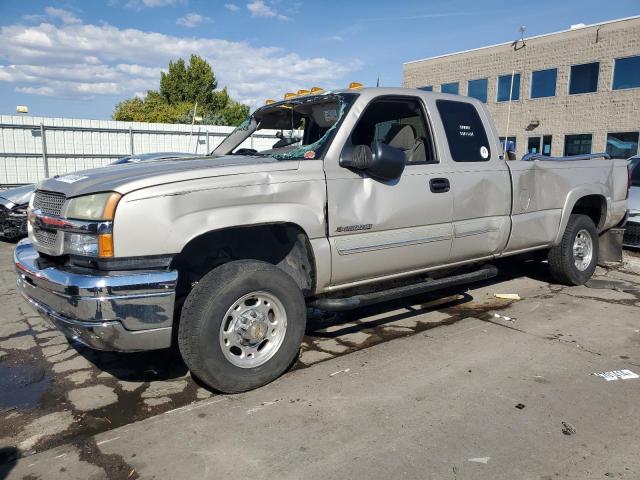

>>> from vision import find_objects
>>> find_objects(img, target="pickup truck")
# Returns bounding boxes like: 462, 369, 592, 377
15, 87, 630, 393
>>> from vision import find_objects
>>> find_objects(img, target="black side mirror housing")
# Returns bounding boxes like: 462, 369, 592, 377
340, 141, 405, 181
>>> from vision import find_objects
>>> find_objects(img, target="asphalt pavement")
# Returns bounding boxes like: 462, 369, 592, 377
1, 240, 639, 479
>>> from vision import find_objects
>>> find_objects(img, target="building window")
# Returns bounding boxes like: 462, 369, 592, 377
612, 55, 640, 90
441, 82, 459, 95
606, 132, 639, 159
527, 135, 552, 155
569, 62, 599, 94
418, 85, 433, 91
497, 73, 520, 102
467, 78, 488, 102
436, 99, 491, 162
530, 68, 557, 98
564, 134, 592, 156
499, 136, 517, 150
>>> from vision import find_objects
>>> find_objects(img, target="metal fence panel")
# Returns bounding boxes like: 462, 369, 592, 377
0, 115, 281, 186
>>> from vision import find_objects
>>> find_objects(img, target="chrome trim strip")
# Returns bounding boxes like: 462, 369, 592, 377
454, 226, 501, 238
31, 209, 113, 234
337, 234, 451, 255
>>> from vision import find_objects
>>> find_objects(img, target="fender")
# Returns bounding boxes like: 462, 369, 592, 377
112, 167, 328, 257
553, 185, 609, 245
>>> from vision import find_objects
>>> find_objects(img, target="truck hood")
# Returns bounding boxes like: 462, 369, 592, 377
37, 155, 299, 198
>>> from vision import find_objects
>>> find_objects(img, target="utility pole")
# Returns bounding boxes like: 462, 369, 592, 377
504, 25, 526, 158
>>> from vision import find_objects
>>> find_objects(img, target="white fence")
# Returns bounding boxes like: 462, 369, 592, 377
0, 115, 279, 186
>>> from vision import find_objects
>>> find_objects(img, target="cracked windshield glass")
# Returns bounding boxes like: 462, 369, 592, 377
217, 93, 354, 160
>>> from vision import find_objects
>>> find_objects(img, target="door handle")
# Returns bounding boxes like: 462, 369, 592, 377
429, 178, 450, 193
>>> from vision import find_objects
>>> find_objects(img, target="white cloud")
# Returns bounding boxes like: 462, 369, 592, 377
127, 0, 184, 7
0, 20, 360, 106
224, 3, 240, 12
246, 1, 290, 20
44, 7, 81, 25
326, 35, 344, 42
176, 13, 211, 28
23, 7, 82, 25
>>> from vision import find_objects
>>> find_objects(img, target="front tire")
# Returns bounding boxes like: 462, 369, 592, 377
548, 214, 599, 285
178, 260, 306, 393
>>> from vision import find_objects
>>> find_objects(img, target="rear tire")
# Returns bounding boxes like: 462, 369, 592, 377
548, 214, 598, 285
178, 260, 306, 393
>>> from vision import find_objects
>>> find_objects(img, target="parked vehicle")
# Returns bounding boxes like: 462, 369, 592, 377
624, 155, 640, 247
14, 87, 630, 392
0, 152, 199, 240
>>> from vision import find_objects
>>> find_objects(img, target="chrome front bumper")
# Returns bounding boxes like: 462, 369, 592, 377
14, 239, 178, 351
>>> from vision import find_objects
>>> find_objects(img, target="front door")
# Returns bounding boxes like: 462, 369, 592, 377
324, 95, 454, 287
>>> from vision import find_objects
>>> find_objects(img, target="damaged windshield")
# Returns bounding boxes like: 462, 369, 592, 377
212, 93, 356, 160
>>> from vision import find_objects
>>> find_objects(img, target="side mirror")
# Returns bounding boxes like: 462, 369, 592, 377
340, 141, 405, 181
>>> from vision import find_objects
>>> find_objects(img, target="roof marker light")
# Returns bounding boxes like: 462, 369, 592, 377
348, 82, 364, 90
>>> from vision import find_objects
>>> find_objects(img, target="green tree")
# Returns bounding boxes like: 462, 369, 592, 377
114, 55, 248, 126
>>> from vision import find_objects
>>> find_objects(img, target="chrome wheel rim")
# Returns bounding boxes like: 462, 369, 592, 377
219, 291, 287, 369
573, 229, 593, 271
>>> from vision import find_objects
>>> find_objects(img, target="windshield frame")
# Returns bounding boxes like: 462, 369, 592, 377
212, 92, 358, 160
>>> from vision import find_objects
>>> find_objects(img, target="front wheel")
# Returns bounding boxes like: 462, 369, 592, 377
178, 260, 306, 393
548, 214, 599, 285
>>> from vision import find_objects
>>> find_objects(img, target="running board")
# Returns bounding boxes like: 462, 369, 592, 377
310, 265, 498, 312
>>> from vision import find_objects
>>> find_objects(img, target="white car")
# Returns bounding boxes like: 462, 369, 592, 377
625, 155, 640, 248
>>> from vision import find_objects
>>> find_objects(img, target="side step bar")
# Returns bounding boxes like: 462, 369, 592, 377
310, 265, 498, 312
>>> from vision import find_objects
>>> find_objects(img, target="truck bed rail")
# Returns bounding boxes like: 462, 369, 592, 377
521, 152, 610, 162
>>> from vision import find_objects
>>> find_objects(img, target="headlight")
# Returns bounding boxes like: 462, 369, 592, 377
63, 192, 120, 257
65, 192, 121, 221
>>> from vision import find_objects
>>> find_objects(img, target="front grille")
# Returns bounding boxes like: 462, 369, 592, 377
33, 190, 66, 216
624, 223, 640, 247
33, 228, 58, 249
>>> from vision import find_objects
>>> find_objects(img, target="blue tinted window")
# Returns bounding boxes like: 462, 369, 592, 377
441, 82, 459, 95
569, 62, 599, 94
606, 132, 639, 159
418, 85, 433, 91
564, 134, 592, 156
613, 56, 640, 90
467, 78, 488, 103
497, 73, 520, 102
531, 68, 557, 98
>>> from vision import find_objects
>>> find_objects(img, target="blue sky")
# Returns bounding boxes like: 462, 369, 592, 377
0, 0, 638, 119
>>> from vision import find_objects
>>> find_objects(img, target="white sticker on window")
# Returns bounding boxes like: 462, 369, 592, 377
480, 146, 489, 159
56, 174, 88, 184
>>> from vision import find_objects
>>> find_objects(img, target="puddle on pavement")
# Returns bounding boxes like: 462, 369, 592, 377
0, 356, 52, 412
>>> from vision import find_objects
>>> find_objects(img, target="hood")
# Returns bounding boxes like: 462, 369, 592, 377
0, 184, 36, 207
37, 155, 299, 198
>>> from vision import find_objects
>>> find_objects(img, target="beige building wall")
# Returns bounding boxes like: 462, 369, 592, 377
403, 16, 640, 157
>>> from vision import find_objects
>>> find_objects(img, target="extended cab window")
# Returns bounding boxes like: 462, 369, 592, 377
436, 99, 491, 162
350, 97, 435, 164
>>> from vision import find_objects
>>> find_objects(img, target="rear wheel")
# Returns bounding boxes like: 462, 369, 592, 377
178, 260, 306, 393
548, 214, 599, 285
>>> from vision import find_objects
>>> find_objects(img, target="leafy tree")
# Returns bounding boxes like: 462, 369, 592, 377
114, 55, 248, 126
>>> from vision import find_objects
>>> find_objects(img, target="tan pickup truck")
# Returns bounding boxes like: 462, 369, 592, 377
15, 87, 630, 392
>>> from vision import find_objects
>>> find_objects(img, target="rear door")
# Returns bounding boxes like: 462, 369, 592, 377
434, 99, 511, 262
324, 95, 454, 287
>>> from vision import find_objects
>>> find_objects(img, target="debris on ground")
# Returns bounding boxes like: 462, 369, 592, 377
468, 457, 491, 464
593, 369, 639, 381
561, 421, 577, 436
515, 403, 526, 410
494, 293, 521, 300
329, 368, 350, 377
493, 313, 515, 322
